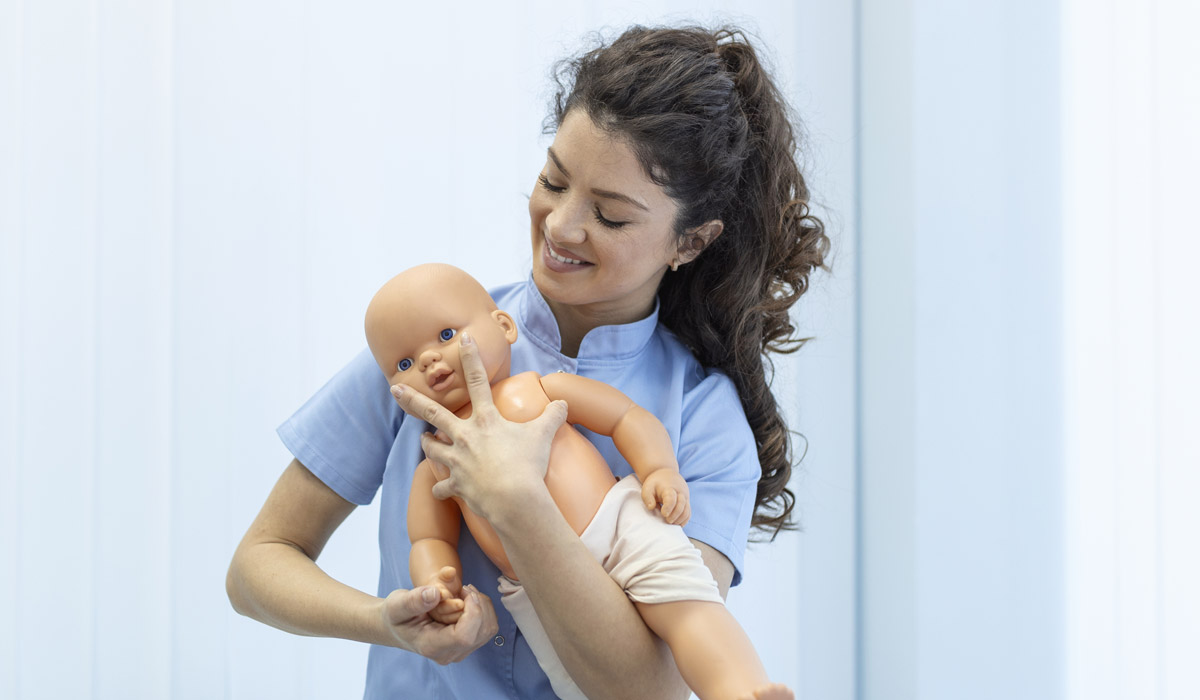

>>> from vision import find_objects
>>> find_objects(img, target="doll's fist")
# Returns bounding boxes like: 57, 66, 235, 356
641, 470, 691, 525
424, 566, 466, 624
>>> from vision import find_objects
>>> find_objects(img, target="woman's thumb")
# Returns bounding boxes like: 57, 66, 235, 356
388, 586, 439, 623
534, 400, 568, 434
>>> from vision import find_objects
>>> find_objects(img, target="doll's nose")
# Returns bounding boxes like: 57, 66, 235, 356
419, 348, 441, 370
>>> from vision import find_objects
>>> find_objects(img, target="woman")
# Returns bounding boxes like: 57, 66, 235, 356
227, 25, 828, 700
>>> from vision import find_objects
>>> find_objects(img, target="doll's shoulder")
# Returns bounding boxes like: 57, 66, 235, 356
489, 371, 551, 423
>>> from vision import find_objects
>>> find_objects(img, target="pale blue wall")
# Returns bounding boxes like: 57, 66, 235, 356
859, 1, 1064, 698
0, 2, 856, 699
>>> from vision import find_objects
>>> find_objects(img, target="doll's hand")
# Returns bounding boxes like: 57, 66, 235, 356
640, 470, 691, 525
379, 583, 498, 665
424, 566, 466, 624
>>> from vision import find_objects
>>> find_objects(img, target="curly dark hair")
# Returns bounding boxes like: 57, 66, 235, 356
549, 25, 830, 540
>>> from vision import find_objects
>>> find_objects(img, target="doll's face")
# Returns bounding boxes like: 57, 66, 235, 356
365, 267, 517, 414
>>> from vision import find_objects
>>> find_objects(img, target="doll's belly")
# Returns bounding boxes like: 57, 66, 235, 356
460, 374, 618, 581
490, 371, 617, 533
459, 426, 615, 582
543, 423, 619, 534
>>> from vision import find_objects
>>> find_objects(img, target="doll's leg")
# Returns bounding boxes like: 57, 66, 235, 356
635, 599, 792, 700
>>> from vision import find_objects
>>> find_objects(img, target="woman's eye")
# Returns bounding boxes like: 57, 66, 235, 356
593, 207, 627, 229
397, 358, 413, 371
439, 328, 457, 342
537, 174, 566, 194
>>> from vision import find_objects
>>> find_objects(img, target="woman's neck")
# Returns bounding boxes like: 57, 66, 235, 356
545, 296, 655, 359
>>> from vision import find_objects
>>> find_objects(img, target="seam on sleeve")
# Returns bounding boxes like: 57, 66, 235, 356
277, 422, 376, 506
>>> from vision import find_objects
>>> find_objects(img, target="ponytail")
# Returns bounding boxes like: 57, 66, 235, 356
552, 26, 830, 539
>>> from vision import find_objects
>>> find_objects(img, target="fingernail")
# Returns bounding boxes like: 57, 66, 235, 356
460, 332, 473, 346
420, 586, 437, 604
391, 385, 405, 397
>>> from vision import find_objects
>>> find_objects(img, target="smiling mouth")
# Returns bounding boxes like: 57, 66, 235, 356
546, 240, 589, 265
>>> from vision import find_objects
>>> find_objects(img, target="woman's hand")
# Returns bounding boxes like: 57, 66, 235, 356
228, 460, 496, 664
390, 332, 568, 524
379, 583, 498, 665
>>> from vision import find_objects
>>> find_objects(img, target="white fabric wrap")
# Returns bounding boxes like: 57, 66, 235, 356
499, 475, 724, 699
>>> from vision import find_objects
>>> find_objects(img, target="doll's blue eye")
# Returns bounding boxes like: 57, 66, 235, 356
397, 358, 413, 371
439, 328, 456, 342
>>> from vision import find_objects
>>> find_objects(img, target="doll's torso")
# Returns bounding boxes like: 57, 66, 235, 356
448, 371, 618, 580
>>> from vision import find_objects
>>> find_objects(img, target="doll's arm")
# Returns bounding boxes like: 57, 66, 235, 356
538, 373, 690, 525
409, 459, 466, 624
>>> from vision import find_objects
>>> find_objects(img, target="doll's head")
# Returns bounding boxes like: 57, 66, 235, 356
365, 264, 518, 413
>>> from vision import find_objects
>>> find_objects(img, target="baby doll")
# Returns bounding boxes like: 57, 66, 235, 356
365, 263, 790, 700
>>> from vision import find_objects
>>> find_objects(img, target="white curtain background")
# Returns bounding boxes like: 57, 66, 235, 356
859, 0, 1065, 697
858, 1, 1199, 700
4, 1, 1198, 700
1061, 1, 1200, 698
0, 2, 856, 699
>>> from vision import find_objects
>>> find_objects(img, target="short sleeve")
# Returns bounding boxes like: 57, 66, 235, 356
677, 370, 761, 587
276, 348, 403, 505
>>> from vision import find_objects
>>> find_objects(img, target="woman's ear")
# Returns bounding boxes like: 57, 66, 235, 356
492, 310, 518, 345
675, 219, 724, 266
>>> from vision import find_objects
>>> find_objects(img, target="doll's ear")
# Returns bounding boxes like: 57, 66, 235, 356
492, 310, 518, 345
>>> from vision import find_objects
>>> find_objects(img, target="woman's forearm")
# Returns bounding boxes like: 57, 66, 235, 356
227, 539, 396, 647
227, 459, 502, 660
228, 533, 500, 666
489, 489, 692, 700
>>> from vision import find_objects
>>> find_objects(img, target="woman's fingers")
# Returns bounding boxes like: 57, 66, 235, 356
419, 432, 454, 466
452, 585, 498, 654
430, 478, 456, 501
392, 384, 459, 436
456, 333, 497, 415
419, 439, 460, 500
530, 399, 569, 438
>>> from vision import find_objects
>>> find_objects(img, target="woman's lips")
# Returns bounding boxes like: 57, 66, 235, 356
543, 239, 592, 272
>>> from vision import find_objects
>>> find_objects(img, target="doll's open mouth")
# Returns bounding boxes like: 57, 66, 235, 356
429, 368, 454, 392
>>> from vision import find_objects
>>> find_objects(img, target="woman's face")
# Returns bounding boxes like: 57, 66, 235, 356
529, 110, 682, 326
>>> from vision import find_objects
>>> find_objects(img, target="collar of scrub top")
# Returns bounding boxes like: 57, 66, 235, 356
516, 274, 661, 368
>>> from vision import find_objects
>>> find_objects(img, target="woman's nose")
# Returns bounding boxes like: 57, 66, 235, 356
545, 197, 588, 245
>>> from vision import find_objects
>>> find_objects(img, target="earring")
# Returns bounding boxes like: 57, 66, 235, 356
670, 260, 679, 272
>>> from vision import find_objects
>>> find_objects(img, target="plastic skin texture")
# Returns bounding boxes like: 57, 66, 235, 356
364, 263, 791, 700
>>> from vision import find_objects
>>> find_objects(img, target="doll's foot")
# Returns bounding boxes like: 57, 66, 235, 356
736, 683, 793, 700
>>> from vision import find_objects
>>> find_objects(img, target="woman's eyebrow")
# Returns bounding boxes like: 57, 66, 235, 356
547, 148, 571, 177
547, 148, 650, 212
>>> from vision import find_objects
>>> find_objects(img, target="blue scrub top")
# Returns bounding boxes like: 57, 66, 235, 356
278, 276, 761, 700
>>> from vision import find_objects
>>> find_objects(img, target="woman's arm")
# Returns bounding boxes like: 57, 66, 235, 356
393, 333, 727, 699
488, 487, 734, 700
226, 459, 498, 664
